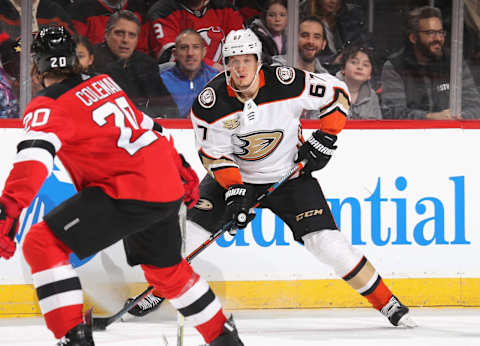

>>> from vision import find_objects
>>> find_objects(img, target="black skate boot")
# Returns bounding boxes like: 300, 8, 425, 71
209, 315, 244, 346
380, 295, 417, 328
56, 309, 95, 345
125, 292, 163, 318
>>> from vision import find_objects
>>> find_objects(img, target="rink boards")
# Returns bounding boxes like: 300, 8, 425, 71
1, 127, 480, 316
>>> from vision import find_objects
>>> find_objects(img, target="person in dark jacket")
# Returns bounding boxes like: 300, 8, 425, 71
299, 0, 368, 73
67, 0, 150, 54
94, 10, 178, 117
381, 6, 480, 119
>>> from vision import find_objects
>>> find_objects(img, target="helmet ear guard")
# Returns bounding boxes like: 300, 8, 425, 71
31, 25, 77, 74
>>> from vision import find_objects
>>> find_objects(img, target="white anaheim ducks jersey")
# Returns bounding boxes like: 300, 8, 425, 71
190, 65, 350, 185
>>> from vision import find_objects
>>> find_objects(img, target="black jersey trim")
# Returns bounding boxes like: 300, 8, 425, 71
361, 275, 381, 296
177, 288, 216, 317
343, 256, 367, 281
36, 75, 84, 100
17, 139, 56, 158
36, 277, 81, 300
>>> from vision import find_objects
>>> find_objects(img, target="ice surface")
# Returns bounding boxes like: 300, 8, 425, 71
1, 308, 480, 345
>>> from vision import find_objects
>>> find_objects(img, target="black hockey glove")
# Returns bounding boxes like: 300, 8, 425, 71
225, 184, 256, 235
295, 130, 337, 174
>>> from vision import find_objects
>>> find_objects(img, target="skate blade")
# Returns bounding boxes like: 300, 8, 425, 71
397, 314, 418, 328
120, 312, 137, 322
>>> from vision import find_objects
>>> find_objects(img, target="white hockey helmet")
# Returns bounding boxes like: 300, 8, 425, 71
222, 28, 262, 66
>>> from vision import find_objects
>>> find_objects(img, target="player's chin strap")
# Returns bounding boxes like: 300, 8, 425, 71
224, 63, 262, 94
91, 159, 307, 331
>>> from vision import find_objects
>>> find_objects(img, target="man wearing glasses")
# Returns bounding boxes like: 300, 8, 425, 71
380, 6, 480, 120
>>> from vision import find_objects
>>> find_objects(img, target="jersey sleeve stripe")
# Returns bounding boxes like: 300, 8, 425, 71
23, 130, 62, 152
17, 139, 56, 158
14, 148, 55, 176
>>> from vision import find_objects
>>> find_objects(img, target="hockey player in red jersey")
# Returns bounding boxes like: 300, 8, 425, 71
128, 28, 417, 328
147, 0, 244, 65
0, 25, 244, 346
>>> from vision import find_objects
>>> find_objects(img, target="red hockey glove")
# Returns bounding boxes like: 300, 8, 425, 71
0, 196, 22, 260
178, 155, 200, 209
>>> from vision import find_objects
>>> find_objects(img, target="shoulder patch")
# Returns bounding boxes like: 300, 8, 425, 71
275, 66, 295, 85
198, 87, 216, 108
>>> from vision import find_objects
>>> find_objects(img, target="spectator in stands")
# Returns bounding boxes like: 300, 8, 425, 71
0, 0, 76, 40
94, 10, 178, 117
271, 16, 328, 74
231, 0, 264, 24
299, 0, 368, 73
0, 33, 43, 99
271, 16, 329, 119
336, 44, 381, 119
67, 0, 150, 53
249, 0, 288, 62
0, 32, 20, 118
0, 65, 19, 118
381, 6, 480, 119
147, 0, 243, 68
160, 29, 218, 118
75, 36, 96, 74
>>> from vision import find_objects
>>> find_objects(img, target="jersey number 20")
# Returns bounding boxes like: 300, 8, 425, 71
92, 96, 158, 155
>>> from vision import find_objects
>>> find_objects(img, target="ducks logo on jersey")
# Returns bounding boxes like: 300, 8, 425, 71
233, 130, 284, 161
198, 87, 216, 108
276, 66, 295, 85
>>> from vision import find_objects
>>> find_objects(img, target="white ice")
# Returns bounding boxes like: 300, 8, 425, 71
1, 308, 480, 346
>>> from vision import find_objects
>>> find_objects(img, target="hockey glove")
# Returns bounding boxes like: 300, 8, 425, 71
225, 184, 255, 235
295, 130, 337, 174
178, 155, 200, 209
0, 196, 21, 260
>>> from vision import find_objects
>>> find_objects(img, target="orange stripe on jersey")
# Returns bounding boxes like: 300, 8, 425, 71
319, 111, 347, 135
364, 279, 393, 310
213, 167, 242, 189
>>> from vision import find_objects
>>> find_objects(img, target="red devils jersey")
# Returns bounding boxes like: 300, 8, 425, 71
0, 0, 76, 40
68, 0, 150, 53
2, 74, 184, 209
148, 0, 244, 63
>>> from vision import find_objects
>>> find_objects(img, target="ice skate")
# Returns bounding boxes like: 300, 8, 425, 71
381, 295, 417, 328
123, 292, 163, 318
56, 309, 94, 345
209, 315, 244, 346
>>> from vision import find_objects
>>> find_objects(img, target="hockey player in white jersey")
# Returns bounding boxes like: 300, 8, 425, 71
130, 28, 416, 329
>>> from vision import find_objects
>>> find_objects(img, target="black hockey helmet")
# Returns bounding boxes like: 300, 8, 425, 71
31, 25, 77, 74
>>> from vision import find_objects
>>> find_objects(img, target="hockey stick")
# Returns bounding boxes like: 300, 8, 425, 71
92, 160, 306, 331
92, 285, 154, 330
177, 203, 187, 346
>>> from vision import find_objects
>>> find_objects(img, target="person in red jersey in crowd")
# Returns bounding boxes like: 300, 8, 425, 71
147, 0, 244, 69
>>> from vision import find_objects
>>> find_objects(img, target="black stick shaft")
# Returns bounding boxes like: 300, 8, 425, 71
92, 160, 305, 330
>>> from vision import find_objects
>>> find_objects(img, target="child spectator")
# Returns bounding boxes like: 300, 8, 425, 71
75, 36, 96, 74
336, 44, 381, 119
249, 0, 288, 61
